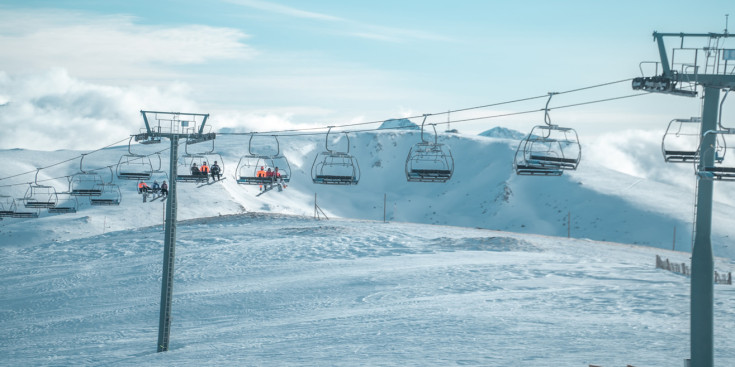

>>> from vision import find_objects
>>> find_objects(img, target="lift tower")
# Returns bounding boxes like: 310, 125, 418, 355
136, 110, 215, 352
634, 31, 735, 367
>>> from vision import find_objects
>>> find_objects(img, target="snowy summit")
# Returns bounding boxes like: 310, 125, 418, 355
479, 126, 527, 140
378, 118, 420, 130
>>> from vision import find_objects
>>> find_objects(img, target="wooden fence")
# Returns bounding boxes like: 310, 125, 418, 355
656, 255, 732, 285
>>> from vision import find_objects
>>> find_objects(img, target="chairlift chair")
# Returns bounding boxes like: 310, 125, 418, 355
311, 128, 360, 185
696, 91, 735, 180
405, 115, 454, 182
116, 137, 154, 180
0, 195, 16, 217
48, 193, 78, 214
11, 198, 39, 218
236, 135, 291, 185
90, 168, 121, 206
147, 153, 170, 182
176, 139, 224, 183
177, 154, 211, 182
514, 93, 581, 176
661, 117, 726, 163
69, 155, 104, 196
23, 169, 58, 208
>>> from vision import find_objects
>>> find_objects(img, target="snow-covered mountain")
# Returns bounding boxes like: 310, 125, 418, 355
478, 126, 526, 140
2, 127, 735, 259
378, 118, 419, 130
3, 127, 735, 366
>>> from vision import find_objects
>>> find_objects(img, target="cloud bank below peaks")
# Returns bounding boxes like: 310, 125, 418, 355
0, 69, 200, 151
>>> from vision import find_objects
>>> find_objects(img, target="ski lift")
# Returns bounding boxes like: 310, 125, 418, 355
176, 139, 224, 183
116, 137, 153, 180
662, 117, 726, 163
514, 93, 581, 176
90, 168, 121, 206
69, 154, 104, 196
148, 153, 170, 182
48, 193, 78, 214
236, 135, 291, 185
11, 198, 39, 218
311, 128, 360, 185
0, 195, 15, 217
405, 115, 454, 182
23, 169, 58, 208
697, 90, 735, 180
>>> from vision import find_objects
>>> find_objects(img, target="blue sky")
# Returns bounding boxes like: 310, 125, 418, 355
0, 0, 733, 150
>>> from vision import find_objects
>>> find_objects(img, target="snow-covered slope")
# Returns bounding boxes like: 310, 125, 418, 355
3, 130, 735, 365
2, 129, 735, 259
2, 214, 734, 366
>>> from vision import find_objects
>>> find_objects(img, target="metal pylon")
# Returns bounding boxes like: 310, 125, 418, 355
158, 135, 179, 352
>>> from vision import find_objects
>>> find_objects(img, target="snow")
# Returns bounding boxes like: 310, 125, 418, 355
478, 126, 526, 140
378, 118, 419, 130
2, 130, 735, 365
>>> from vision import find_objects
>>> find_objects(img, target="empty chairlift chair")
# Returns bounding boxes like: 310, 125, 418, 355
90, 168, 121, 206
69, 154, 104, 196
48, 193, 78, 214
236, 135, 291, 185
23, 169, 58, 209
697, 134, 734, 180
661, 117, 725, 163
514, 93, 581, 176
116, 137, 154, 180
697, 91, 735, 180
10, 197, 39, 218
405, 115, 454, 182
311, 128, 360, 185
0, 195, 16, 217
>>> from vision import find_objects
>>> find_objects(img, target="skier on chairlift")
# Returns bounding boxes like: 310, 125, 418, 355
257, 166, 267, 191
161, 180, 168, 197
211, 161, 221, 181
200, 162, 210, 182
138, 181, 150, 194
274, 167, 285, 191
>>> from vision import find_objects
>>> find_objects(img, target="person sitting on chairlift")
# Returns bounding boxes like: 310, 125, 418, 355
257, 166, 267, 190
191, 163, 200, 176
211, 161, 221, 181
265, 168, 274, 190
274, 167, 285, 191
200, 162, 210, 182
152, 180, 160, 194
138, 181, 150, 194
161, 181, 168, 197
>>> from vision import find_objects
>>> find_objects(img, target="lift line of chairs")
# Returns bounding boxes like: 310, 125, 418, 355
4, 104, 589, 220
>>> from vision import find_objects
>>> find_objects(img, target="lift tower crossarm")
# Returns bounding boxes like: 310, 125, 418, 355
653, 31, 734, 79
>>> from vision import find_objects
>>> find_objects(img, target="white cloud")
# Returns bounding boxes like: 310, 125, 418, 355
0, 69, 201, 151
0, 8, 256, 80
224, 0, 343, 21
224, 0, 451, 43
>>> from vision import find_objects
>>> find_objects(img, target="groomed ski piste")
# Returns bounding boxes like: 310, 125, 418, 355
2, 126, 735, 366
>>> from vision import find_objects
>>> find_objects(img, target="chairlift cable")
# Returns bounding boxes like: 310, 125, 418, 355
248, 92, 650, 138
220, 78, 635, 137
0, 139, 171, 188
0, 136, 130, 182
1, 78, 639, 186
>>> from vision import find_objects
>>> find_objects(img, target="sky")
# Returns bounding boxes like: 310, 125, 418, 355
0, 0, 734, 150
